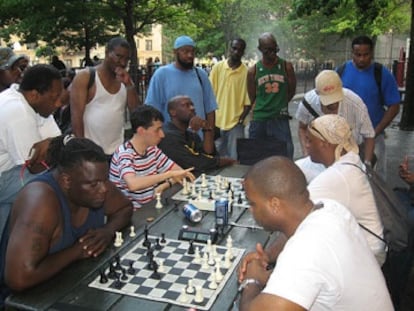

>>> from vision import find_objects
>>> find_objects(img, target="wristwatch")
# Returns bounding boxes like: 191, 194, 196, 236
237, 278, 262, 292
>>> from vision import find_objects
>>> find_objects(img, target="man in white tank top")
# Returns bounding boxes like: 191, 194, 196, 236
70, 37, 140, 156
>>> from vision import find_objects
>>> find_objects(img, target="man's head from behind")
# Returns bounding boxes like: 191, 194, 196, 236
167, 95, 195, 124
47, 135, 109, 208
0, 47, 20, 89
315, 70, 343, 114
174, 35, 195, 70
130, 105, 165, 146
19, 64, 63, 118
244, 156, 309, 232
306, 114, 359, 166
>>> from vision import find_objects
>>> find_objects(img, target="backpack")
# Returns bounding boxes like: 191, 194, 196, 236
337, 62, 384, 105
343, 163, 409, 252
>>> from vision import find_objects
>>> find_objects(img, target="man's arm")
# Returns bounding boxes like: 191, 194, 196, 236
204, 111, 216, 154
285, 61, 297, 102
298, 121, 309, 156
363, 137, 375, 164
5, 184, 89, 291
247, 65, 257, 106
70, 69, 93, 138
374, 104, 399, 135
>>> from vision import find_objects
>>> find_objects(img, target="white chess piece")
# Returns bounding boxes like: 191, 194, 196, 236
182, 178, 188, 194
129, 225, 136, 237
158, 259, 165, 273
201, 173, 207, 187
223, 251, 232, 269
114, 231, 123, 247
194, 285, 204, 303
206, 239, 212, 254
191, 183, 196, 196
201, 252, 209, 269
215, 262, 223, 282
226, 235, 233, 248
208, 274, 218, 289
178, 287, 190, 303
155, 193, 163, 209
186, 279, 195, 294
197, 189, 202, 200
208, 251, 215, 266
194, 247, 201, 264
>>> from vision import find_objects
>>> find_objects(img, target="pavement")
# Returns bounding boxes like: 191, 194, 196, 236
288, 97, 414, 310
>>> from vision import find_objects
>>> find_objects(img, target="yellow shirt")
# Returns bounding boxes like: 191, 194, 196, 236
209, 60, 250, 130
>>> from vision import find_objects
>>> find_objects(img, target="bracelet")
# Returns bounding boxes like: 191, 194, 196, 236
237, 278, 262, 292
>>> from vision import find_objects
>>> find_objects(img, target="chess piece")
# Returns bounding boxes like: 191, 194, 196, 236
127, 260, 136, 275
114, 231, 123, 247
178, 287, 190, 303
155, 192, 163, 209
113, 275, 123, 289
215, 262, 223, 282
208, 252, 215, 266
182, 178, 188, 194
99, 269, 108, 284
160, 233, 166, 243
129, 225, 136, 237
201, 173, 207, 187
114, 255, 122, 270
194, 285, 204, 303
191, 183, 196, 196
226, 235, 233, 248
193, 247, 201, 264
107, 264, 117, 279
206, 239, 212, 254
143, 225, 150, 247
208, 274, 218, 289
237, 193, 243, 204
201, 252, 209, 269
223, 251, 232, 269
186, 279, 195, 294
155, 238, 162, 250
151, 260, 161, 279
158, 259, 165, 273
188, 240, 195, 255
121, 268, 128, 281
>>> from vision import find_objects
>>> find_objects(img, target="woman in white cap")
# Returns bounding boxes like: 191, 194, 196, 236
306, 114, 386, 265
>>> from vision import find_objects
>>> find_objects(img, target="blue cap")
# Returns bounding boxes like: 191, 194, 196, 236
174, 36, 195, 49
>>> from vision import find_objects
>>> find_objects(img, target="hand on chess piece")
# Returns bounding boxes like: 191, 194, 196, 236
168, 167, 196, 184
237, 242, 270, 283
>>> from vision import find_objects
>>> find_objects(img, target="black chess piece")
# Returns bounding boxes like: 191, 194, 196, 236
154, 238, 162, 250
188, 240, 195, 255
160, 233, 166, 244
121, 268, 128, 281
114, 255, 122, 271
208, 191, 213, 200
99, 269, 108, 284
113, 275, 123, 289
127, 260, 136, 275
151, 260, 161, 279
237, 193, 243, 204
227, 182, 232, 192
107, 264, 118, 279
143, 225, 150, 247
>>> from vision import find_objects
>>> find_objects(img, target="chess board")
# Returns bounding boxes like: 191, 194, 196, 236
172, 174, 250, 211
89, 235, 245, 310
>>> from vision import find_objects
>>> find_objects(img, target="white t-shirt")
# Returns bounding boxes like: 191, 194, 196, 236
263, 198, 393, 311
295, 156, 326, 183
0, 86, 61, 173
308, 152, 386, 261
295, 88, 375, 144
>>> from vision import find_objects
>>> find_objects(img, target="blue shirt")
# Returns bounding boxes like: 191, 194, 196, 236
145, 63, 217, 122
339, 61, 400, 128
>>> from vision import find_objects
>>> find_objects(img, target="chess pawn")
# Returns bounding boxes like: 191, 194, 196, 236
201, 173, 207, 187
208, 274, 218, 290
206, 239, 212, 254
178, 287, 190, 303
194, 285, 204, 303
182, 178, 188, 194
129, 225, 136, 237
215, 262, 224, 282
223, 251, 232, 269
186, 279, 195, 294
193, 247, 201, 264
226, 235, 233, 248
158, 259, 165, 273
191, 184, 196, 196
155, 193, 163, 209
201, 252, 209, 269
208, 251, 215, 266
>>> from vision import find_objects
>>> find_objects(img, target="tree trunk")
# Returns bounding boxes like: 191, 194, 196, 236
399, 0, 414, 130
123, 0, 138, 88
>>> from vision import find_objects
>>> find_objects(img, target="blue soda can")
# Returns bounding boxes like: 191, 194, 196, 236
183, 203, 202, 223
215, 198, 229, 226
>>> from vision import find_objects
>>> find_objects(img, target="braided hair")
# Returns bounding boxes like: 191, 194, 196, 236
46, 135, 107, 171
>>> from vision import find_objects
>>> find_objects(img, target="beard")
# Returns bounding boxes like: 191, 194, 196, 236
177, 56, 194, 70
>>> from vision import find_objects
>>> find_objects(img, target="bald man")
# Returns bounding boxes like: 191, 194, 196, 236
237, 156, 392, 311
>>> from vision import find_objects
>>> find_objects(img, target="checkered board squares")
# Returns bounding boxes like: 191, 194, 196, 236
172, 174, 250, 211
89, 235, 245, 310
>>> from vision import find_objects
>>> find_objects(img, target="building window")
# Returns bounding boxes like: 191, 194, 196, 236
145, 40, 152, 51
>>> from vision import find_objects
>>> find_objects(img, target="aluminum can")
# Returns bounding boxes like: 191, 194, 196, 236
215, 198, 229, 226
183, 203, 202, 223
